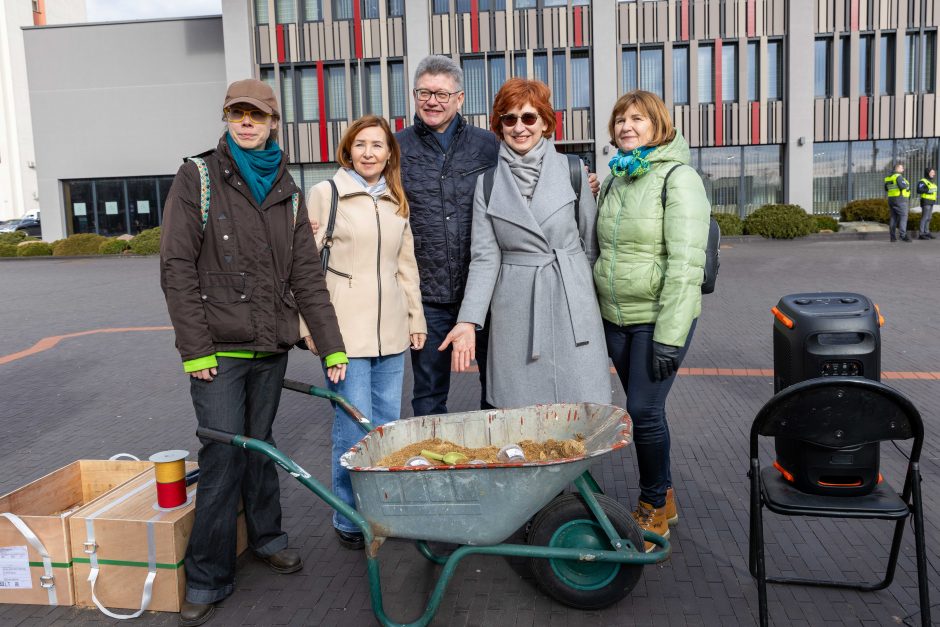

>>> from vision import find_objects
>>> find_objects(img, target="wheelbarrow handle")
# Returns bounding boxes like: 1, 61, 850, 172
282, 379, 374, 434
196, 426, 240, 445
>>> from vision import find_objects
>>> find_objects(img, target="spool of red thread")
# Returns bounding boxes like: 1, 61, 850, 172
149, 450, 189, 509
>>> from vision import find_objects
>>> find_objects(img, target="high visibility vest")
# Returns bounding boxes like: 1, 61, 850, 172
884, 173, 911, 198
920, 178, 937, 202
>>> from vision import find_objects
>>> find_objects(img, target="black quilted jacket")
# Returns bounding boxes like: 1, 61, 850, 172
396, 115, 499, 304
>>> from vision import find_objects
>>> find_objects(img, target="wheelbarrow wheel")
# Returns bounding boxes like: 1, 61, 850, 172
527, 493, 643, 609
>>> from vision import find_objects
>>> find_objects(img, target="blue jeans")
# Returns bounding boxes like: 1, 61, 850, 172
327, 352, 405, 534
185, 354, 289, 604
604, 319, 697, 508
411, 302, 492, 416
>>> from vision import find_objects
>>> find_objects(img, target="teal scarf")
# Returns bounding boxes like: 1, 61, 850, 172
608, 146, 655, 178
226, 132, 283, 205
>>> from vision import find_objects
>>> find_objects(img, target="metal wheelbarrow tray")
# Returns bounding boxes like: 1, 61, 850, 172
342, 402, 632, 545
196, 380, 670, 626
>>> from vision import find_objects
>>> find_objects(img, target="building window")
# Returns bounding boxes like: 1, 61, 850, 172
516, 0, 537, 7
908, 31, 937, 93
280, 68, 296, 123
462, 57, 486, 115
432, 0, 448, 13
697, 147, 739, 213
813, 142, 849, 214
513, 53, 527, 78
924, 31, 937, 93
721, 42, 737, 101
489, 55, 506, 108
879, 33, 895, 95
326, 65, 347, 120
767, 39, 783, 100
65, 177, 175, 236
571, 52, 590, 108
350, 63, 361, 118
640, 47, 664, 98
742, 146, 783, 214
552, 52, 566, 109
333, 0, 352, 19
673, 45, 689, 104
850, 139, 894, 202
303, 0, 322, 20
698, 44, 714, 103
260, 67, 276, 94
747, 41, 758, 101
364, 62, 383, 115
858, 34, 873, 96
815, 38, 831, 97
255, 0, 269, 24
840, 35, 851, 97
906, 32, 919, 93
388, 61, 406, 117
387, 0, 404, 16
276, 0, 296, 23
533, 52, 549, 84
300, 67, 319, 121
362, 0, 379, 18
622, 48, 637, 93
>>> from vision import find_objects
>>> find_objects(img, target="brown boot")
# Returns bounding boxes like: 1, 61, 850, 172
632, 500, 670, 552
664, 487, 679, 527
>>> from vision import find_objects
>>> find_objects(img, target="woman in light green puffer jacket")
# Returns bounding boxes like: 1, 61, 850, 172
593, 90, 710, 550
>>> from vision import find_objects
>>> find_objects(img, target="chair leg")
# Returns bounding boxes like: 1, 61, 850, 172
749, 460, 769, 627
911, 464, 932, 627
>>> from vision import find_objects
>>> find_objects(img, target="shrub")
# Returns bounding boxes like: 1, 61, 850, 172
130, 227, 161, 255
99, 238, 131, 255
840, 198, 890, 223
0, 243, 17, 257
743, 204, 816, 239
711, 212, 743, 236
813, 215, 840, 232
52, 233, 107, 256
0, 231, 28, 246
16, 241, 53, 256
908, 212, 940, 233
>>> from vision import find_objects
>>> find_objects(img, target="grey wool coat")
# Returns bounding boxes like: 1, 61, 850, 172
457, 145, 612, 408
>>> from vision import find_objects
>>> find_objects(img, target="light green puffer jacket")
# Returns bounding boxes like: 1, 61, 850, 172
593, 130, 711, 347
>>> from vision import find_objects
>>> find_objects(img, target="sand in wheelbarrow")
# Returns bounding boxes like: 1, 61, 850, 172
378, 435, 586, 467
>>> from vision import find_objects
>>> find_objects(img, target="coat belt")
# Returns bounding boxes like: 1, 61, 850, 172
501, 247, 588, 360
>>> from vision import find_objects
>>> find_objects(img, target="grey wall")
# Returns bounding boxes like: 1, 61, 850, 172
24, 17, 227, 240
786, 0, 815, 212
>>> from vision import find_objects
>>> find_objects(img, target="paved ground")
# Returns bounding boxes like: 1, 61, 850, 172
0, 237, 938, 626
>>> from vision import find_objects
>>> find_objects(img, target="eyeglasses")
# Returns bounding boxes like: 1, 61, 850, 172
224, 108, 272, 124
499, 112, 540, 127
413, 88, 462, 103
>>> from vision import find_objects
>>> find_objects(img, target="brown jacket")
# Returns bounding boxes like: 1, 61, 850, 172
160, 136, 344, 363
299, 168, 425, 357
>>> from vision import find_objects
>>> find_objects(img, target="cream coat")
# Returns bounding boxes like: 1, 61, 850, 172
300, 168, 425, 357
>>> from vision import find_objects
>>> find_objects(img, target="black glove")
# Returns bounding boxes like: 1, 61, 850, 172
651, 341, 682, 382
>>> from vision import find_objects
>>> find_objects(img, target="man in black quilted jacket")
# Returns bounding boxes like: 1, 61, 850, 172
396, 55, 499, 416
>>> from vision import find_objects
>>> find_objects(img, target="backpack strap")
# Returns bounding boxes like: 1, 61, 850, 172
190, 157, 211, 230
660, 164, 684, 209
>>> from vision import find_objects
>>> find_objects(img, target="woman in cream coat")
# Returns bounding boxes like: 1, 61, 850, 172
301, 115, 426, 550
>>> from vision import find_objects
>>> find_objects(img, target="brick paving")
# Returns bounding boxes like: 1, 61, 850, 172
0, 237, 938, 626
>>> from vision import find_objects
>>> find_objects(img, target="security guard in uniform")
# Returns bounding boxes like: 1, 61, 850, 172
884, 162, 912, 243
916, 167, 936, 240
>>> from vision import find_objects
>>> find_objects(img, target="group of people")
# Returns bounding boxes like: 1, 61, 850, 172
160, 55, 711, 626
884, 162, 936, 241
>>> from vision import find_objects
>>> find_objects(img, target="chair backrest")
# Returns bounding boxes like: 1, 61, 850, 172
750, 377, 923, 459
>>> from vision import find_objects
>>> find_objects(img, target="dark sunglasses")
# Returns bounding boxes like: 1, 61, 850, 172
499, 112, 540, 127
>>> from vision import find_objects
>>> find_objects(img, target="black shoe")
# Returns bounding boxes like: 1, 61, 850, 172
890, 236, 897, 242
334, 528, 365, 550
258, 548, 303, 574
179, 601, 215, 627
900, 236, 913, 243
919, 233, 929, 239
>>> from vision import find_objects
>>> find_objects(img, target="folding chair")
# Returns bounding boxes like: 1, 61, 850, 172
748, 377, 930, 626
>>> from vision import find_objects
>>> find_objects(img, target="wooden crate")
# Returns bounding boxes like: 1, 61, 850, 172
0, 459, 154, 606
69, 462, 247, 615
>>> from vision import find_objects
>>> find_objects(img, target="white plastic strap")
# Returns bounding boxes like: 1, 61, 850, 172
0, 512, 58, 605
83, 480, 158, 620
108, 454, 140, 461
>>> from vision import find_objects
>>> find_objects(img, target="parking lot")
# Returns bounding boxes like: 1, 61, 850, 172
1, 237, 938, 626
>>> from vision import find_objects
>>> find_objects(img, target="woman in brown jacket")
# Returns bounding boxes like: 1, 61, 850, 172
300, 115, 426, 549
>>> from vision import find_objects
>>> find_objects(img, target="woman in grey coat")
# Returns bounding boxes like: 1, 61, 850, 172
440, 78, 611, 408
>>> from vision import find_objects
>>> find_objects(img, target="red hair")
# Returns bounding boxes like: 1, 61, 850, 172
490, 78, 556, 140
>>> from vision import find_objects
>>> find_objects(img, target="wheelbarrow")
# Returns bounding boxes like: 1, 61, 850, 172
196, 379, 670, 627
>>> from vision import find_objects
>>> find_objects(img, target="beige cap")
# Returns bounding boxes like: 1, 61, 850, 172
223, 79, 280, 117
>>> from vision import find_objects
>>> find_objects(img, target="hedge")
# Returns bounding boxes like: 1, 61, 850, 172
743, 204, 816, 239
908, 212, 940, 232
52, 233, 107, 256
840, 198, 889, 223
0, 231, 29, 246
17, 241, 53, 256
711, 212, 743, 236
813, 215, 840, 232
0, 243, 17, 257
99, 238, 131, 255
130, 227, 161, 255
